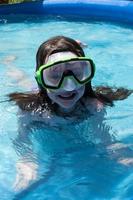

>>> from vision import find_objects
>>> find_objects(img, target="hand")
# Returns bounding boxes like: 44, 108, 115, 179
107, 142, 133, 167
13, 161, 38, 192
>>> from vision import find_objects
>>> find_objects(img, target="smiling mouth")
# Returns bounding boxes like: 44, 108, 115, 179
58, 92, 76, 100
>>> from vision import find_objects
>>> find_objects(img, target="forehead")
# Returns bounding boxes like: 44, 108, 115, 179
45, 52, 78, 64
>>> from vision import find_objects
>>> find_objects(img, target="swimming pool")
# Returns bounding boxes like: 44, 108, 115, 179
0, 5, 133, 200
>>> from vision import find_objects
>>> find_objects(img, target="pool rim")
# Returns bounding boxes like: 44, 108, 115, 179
0, 0, 133, 25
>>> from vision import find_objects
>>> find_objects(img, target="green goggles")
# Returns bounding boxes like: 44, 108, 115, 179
35, 57, 95, 90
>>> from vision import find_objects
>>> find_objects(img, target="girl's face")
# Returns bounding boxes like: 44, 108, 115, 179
45, 52, 85, 111
47, 85, 85, 111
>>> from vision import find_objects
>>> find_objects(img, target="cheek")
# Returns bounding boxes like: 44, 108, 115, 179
46, 89, 63, 103
46, 90, 57, 101
77, 86, 85, 97
46, 86, 85, 106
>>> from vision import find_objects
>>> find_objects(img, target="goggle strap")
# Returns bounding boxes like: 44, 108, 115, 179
35, 71, 42, 85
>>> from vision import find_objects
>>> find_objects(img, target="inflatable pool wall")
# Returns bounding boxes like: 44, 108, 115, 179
0, 0, 133, 24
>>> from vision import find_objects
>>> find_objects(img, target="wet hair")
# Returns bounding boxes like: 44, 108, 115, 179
8, 35, 132, 112
36, 35, 85, 69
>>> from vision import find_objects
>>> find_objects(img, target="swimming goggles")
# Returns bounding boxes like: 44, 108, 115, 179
35, 57, 95, 90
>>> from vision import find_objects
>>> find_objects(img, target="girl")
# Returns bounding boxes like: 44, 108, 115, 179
9, 35, 132, 116
8, 36, 132, 191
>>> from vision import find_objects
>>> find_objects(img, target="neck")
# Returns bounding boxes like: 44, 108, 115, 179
57, 99, 84, 115
58, 105, 76, 114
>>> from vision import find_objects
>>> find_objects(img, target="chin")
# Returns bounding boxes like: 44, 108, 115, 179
58, 100, 77, 110
61, 104, 75, 109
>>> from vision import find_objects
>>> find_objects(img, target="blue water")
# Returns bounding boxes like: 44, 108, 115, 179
0, 16, 133, 200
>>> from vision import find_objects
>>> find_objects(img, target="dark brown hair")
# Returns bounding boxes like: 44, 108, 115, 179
8, 36, 132, 112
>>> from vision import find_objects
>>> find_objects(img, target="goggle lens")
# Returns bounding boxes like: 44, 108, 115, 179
42, 60, 93, 88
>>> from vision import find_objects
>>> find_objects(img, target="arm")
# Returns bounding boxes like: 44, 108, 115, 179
14, 160, 38, 192
107, 142, 133, 167
13, 110, 56, 192
88, 101, 133, 167
13, 111, 39, 192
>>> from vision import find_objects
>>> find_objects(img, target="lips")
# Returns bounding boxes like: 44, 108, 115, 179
58, 92, 76, 100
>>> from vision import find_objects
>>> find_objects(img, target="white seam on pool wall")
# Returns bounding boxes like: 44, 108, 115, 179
0, 0, 133, 24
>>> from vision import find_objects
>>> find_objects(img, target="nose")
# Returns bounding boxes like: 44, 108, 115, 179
62, 77, 78, 91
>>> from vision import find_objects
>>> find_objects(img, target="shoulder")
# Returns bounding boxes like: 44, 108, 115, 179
95, 99, 104, 112
83, 97, 104, 113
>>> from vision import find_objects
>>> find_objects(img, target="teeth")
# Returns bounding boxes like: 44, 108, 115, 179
59, 93, 75, 99
61, 94, 71, 97
61, 93, 73, 97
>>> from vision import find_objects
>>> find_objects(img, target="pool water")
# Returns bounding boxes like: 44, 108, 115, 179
0, 16, 133, 200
